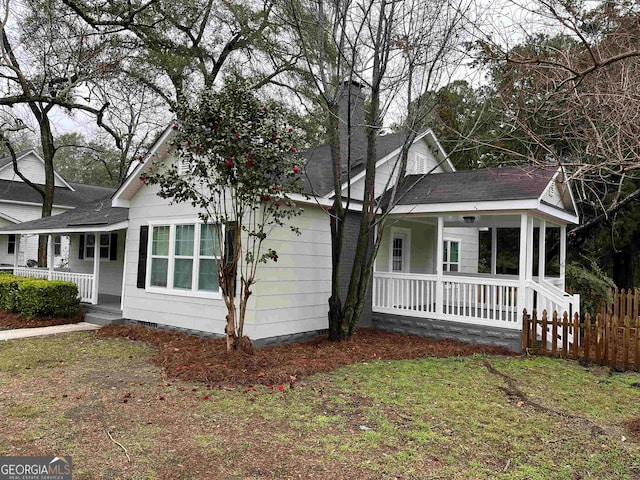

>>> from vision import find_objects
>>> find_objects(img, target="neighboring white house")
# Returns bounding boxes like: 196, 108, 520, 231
0, 150, 115, 268
0, 85, 580, 351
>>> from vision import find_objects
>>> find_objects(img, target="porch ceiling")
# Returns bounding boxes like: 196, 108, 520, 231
390, 212, 567, 229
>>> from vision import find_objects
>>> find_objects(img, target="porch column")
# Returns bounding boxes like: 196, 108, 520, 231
13, 235, 20, 270
47, 234, 54, 280
491, 227, 497, 276
559, 225, 567, 290
435, 216, 444, 317
517, 213, 528, 314
91, 236, 100, 305
538, 220, 546, 282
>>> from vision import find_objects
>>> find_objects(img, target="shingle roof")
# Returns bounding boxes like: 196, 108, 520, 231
0, 198, 127, 232
300, 131, 411, 197
391, 166, 557, 205
0, 180, 114, 207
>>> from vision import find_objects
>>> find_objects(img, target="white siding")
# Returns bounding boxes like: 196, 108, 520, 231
0, 203, 69, 223
376, 219, 436, 274
121, 169, 335, 339
345, 137, 448, 202
0, 152, 66, 186
68, 232, 125, 296
376, 221, 478, 274
443, 227, 479, 274
249, 207, 331, 339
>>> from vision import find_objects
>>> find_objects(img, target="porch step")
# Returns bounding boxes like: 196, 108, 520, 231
81, 303, 124, 326
83, 310, 124, 326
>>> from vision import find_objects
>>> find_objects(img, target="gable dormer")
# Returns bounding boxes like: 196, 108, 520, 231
0, 150, 72, 189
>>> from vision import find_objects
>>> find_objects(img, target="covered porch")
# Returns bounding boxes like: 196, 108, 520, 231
373, 213, 579, 333
0, 199, 128, 307
374, 166, 580, 341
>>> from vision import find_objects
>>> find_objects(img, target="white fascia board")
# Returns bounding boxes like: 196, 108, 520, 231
0, 211, 19, 223
423, 129, 455, 172
390, 198, 578, 224
0, 149, 75, 191
537, 202, 579, 224
112, 124, 176, 205
0, 220, 129, 236
0, 199, 74, 210
559, 164, 579, 216
282, 193, 364, 211
389, 199, 539, 215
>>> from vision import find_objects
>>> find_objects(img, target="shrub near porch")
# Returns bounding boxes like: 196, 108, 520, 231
0, 274, 80, 318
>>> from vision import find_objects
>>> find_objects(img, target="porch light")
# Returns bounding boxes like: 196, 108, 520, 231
463, 216, 475, 224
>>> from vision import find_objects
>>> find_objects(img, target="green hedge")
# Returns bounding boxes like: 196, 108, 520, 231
0, 274, 80, 318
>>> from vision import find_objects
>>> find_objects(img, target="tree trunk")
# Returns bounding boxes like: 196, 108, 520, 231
612, 248, 634, 289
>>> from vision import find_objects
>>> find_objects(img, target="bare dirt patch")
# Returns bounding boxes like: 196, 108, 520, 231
96, 325, 515, 387
0, 310, 84, 330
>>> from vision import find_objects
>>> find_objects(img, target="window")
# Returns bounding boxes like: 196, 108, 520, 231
7, 234, 15, 255
443, 240, 460, 272
54, 235, 62, 256
149, 223, 221, 294
82, 233, 116, 260
389, 229, 410, 272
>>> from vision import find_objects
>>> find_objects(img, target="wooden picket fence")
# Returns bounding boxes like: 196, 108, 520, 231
522, 309, 640, 372
599, 287, 640, 320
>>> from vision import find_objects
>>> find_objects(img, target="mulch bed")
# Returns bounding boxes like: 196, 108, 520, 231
0, 310, 84, 330
97, 325, 516, 387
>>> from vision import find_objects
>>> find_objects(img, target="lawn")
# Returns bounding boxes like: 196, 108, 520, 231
0, 330, 639, 479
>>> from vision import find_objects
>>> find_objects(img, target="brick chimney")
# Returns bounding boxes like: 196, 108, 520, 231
338, 80, 367, 172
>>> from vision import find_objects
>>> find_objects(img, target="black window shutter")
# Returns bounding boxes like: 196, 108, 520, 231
79, 234, 85, 259
225, 221, 238, 297
136, 226, 148, 288
110, 233, 118, 261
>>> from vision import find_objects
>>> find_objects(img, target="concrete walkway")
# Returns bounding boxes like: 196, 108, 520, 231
0, 322, 101, 341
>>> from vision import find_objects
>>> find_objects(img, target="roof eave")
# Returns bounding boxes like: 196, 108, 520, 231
0, 220, 129, 236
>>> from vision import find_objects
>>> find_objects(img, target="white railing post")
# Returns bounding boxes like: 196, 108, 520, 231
559, 224, 567, 291
47, 235, 54, 280
13, 235, 20, 270
538, 220, 546, 282
91, 244, 100, 305
435, 216, 444, 318
517, 213, 528, 315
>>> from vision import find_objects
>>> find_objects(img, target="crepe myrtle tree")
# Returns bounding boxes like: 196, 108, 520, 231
145, 79, 303, 351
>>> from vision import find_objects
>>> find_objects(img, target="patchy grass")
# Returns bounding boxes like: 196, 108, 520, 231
0, 331, 639, 479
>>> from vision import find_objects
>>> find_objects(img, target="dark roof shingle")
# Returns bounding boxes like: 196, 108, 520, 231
0, 180, 114, 207
0, 198, 127, 232
391, 166, 557, 205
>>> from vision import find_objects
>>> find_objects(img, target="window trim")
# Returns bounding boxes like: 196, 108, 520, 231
389, 227, 411, 273
145, 219, 223, 299
443, 238, 461, 273
54, 235, 62, 256
81, 233, 114, 261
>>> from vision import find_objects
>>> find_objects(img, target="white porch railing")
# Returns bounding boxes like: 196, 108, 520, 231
13, 267, 94, 303
372, 272, 520, 329
372, 271, 580, 333
529, 279, 580, 346
442, 275, 520, 326
373, 272, 438, 315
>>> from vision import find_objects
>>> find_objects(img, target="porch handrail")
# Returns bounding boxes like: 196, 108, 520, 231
13, 267, 94, 303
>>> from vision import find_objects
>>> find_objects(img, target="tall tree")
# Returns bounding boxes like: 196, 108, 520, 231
475, 0, 640, 286
0, 0, 128, 262
286, 0, 470, 339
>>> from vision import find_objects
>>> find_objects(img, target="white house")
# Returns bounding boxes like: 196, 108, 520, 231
0, 86, 580, 351
0, 150, 114, 268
